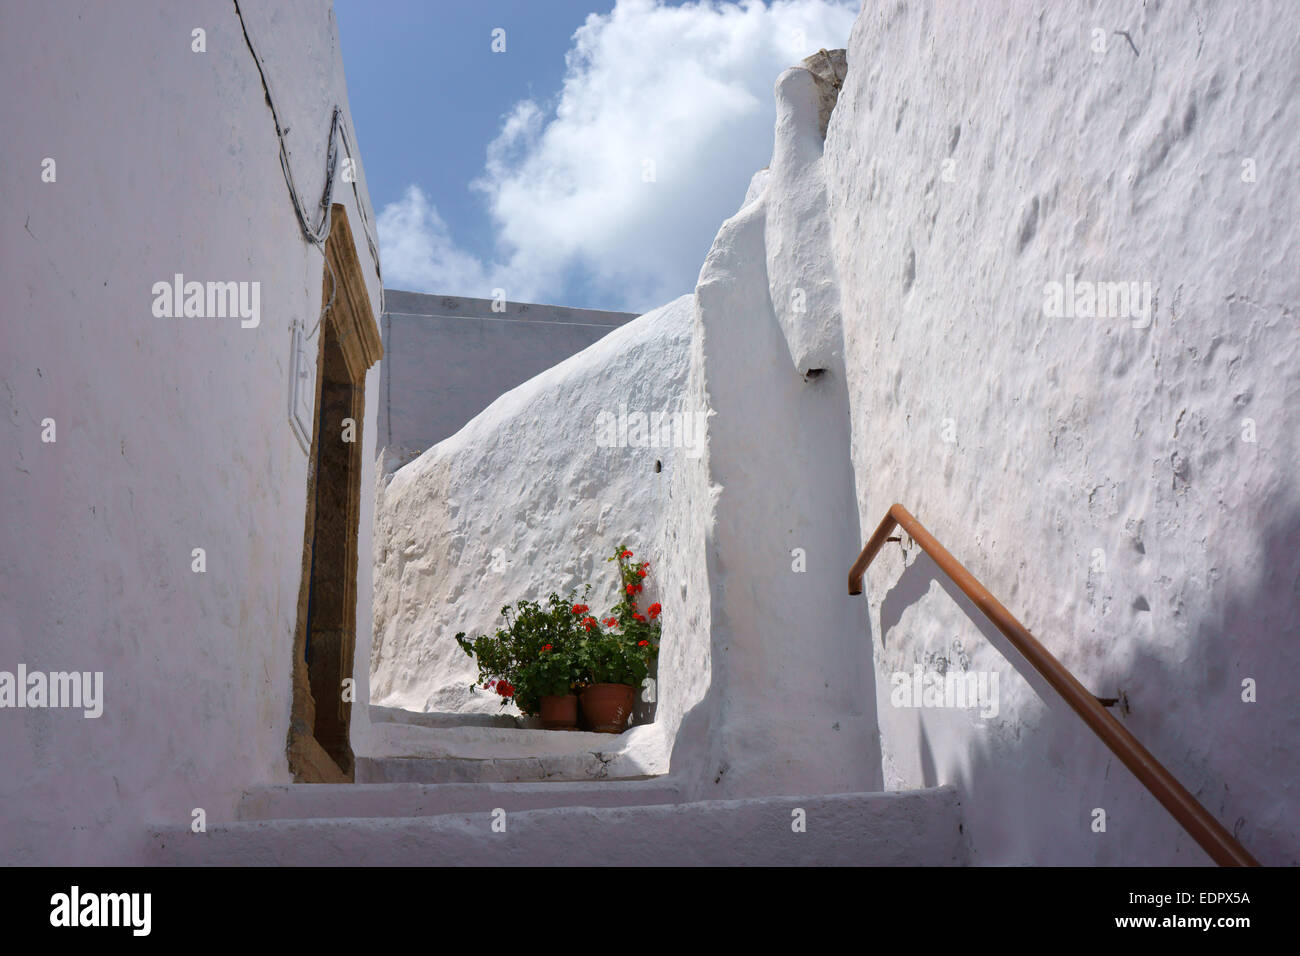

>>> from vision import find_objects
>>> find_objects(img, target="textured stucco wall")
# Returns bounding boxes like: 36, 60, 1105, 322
0, 0, 382, 863
825, 0, 1299, 864
378, 291, 639, 473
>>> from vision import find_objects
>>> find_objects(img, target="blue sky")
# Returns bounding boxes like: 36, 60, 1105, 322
335, 0, 858, 313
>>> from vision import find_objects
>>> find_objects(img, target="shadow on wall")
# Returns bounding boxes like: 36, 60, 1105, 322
870, 502, 1300, 866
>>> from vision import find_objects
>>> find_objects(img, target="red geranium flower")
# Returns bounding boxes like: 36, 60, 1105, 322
634, 614, 646, 622
582, 616, 598, 631
621, 550, 633, 559
648, 603, 661, 618
497, 681, 514, 697
604, 617, 618, 627
571, 603, 589, 615
637, 568, 647, 578
541, 644, 553, 652
626, 584, 636, 595
637, 639, 649, 646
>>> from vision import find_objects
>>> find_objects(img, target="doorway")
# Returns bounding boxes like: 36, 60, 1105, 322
288, 204, 383, 783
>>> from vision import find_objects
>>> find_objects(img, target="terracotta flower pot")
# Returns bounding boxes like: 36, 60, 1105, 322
539, 693, 578, 730
579, 683, 635, 733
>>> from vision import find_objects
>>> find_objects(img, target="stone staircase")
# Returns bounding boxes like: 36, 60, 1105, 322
147, 706, 970, 865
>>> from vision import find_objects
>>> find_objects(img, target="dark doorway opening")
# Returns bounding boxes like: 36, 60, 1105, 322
304, 318, 360, 773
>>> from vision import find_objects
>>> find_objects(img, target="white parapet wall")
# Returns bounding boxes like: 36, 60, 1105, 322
825, 0, 1300, 864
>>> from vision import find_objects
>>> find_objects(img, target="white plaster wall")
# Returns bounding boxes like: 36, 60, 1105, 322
648, 304, 719, 784
825, 0, 1299, 864
765, 65, 846, 375
0, 0, 382, 863
669, 66, 883, 800
371, 294, 695, 742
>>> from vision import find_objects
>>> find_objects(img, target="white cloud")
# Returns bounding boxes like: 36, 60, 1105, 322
377, 0, 859, 312
375, 185, 496, 299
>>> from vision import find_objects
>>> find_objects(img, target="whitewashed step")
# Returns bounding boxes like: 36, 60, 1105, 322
237, 780, 682, 821
355, 753, 658, 784
149, 786, 967, 865
369, 703, 534, 730
354, 714, 668, 783
364, 719, 639, 759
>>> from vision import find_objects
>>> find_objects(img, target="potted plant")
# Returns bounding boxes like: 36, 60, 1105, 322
455, 590, 589, 729
453, 544, 663, 734
574, 546, 661, 733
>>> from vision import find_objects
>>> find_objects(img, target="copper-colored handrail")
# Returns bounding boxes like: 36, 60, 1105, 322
849, 503, 1259, 867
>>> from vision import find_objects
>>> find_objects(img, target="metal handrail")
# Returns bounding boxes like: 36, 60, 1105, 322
849, 503, 1259, 867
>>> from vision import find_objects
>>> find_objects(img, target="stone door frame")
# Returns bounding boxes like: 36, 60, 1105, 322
287, 204, 383, 783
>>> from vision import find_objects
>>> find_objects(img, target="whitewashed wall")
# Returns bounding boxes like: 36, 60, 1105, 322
669, 61, 883, 799
826, 0, 1299, 864
0, 0, 382, 863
